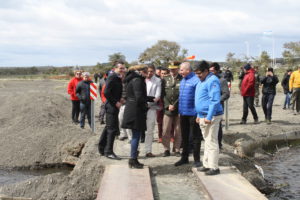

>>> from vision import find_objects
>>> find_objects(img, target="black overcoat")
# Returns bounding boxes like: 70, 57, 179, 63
122, 71, 148, 131
104, 72, 122, 114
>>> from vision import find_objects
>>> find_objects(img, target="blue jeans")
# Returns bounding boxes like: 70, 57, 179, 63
131, 130, 141, 159
262, 94, 275, 120
284, 93, 291, 108
80, 102, 91, 128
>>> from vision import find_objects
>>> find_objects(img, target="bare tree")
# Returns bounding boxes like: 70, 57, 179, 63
283, 41, 300, 57
108, 52, 126, 66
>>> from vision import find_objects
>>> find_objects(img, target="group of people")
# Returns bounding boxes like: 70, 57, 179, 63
67, 71, 94, 128
79, 60, 226, 176
238, 64, 300, 125
67, 60, 300, 176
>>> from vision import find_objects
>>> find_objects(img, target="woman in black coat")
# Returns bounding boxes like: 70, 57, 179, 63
122, 65, 149, 168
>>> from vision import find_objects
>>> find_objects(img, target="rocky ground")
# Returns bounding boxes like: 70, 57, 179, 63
0, 79, 299, 199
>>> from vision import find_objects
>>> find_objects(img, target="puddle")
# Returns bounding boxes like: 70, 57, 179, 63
0, 167, 72, 186
262, 139, 300, 153
153, 174, 206, 200
261, 146, 300, 200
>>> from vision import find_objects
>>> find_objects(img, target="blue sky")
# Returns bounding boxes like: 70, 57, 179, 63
0, 0, 299, 67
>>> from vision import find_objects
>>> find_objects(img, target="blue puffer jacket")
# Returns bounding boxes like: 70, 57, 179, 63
179, 72, 199, 116
195, 73, 223, 120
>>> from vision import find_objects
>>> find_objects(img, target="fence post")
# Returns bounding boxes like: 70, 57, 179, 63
90, 83, 98, 133
225, 100, 229, 131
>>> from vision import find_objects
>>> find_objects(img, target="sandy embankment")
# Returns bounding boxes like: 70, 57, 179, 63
0, 80, 103, 200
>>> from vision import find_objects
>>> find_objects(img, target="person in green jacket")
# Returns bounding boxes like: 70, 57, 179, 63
161, 62, 183, 157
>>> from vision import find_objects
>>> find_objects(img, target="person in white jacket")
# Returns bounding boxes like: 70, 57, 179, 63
145, 64, 161, 157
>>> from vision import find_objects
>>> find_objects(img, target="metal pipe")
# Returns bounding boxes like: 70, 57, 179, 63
225, 99, 229, 130
91, 100, 95, 133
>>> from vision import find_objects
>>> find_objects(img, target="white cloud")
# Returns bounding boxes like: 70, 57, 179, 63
0, 0, 300, 66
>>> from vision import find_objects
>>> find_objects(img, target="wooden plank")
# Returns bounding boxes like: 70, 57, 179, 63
62, 155, 79, 166
96, 165, 154, 200
192, 167, 268, 200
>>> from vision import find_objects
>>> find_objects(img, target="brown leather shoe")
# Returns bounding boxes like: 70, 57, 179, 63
145, 153, 156, 158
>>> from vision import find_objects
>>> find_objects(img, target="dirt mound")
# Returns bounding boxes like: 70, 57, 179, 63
0, 80, 103, 200
0, 80, 90, 167
0, 135, 103, 200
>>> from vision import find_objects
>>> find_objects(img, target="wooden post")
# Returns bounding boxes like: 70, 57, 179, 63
225, 99, 229, 130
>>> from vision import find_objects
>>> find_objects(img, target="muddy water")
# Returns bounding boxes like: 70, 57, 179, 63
0, 170, 36, 186
153, 174, 206, 200
0, 168, 72, 186
262, 146, 300, 200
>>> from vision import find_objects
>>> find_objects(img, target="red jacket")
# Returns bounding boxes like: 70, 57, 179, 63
67, 77, 83, 100
100, 84, 107, 103
241, 68, 255, 97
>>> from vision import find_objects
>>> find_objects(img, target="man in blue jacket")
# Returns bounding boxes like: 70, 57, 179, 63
194, 61, 223, 176
175, 62, 202, 167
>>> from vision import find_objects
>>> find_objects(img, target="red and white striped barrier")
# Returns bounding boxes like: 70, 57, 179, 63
90, 83, 98, 100
228, 82, 231, 91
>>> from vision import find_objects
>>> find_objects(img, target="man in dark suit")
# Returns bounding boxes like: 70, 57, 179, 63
98, 61, 126, 160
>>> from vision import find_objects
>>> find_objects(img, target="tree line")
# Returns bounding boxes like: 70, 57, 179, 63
226, 41, 300, 74
1, 40, 299, 77
0, 66, 75, 77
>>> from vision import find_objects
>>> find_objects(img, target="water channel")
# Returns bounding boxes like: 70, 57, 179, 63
261, 146, 300, 200
1, 147, 299, 199
0, 167, 72, 186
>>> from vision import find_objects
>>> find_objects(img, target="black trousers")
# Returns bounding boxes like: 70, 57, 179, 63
218, 121, 223, 149
98, 112, 119, 154
71, 100, 80, 122
262, 94, 275, 120
180, 115, 202, 162
292, 88, 300, 112
99, 103, 106, 122
218, 102, 225, 149
242, 96, 258, 121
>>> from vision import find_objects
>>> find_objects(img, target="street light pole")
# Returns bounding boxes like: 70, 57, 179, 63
263, 30, 274, 67
257, 44, 262, 62
272, 36, 275, 67
245, 41, 250, 59
257, 44, 262, 56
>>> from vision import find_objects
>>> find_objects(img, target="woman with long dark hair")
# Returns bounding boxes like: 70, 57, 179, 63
122, 65, 149, 168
